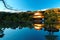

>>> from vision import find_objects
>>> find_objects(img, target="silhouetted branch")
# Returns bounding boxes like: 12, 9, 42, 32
1, 0, 19, 11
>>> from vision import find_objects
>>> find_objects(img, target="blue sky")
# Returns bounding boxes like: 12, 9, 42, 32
0, 0, 60, 11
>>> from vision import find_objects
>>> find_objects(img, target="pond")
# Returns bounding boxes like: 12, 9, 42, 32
0, 26, 60, 40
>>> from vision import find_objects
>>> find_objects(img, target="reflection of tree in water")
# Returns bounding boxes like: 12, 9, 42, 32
0, 21, 33, 29
0, 29, 4, 38
44, 25, 59, 40
0, 18, 34, 38
0, 20, 33, 38
45, 32, 58, 40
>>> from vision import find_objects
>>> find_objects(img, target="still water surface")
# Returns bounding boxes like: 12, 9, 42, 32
0, 27, 60, 40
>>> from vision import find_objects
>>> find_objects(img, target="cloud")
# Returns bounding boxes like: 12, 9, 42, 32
0, 8, 49, 13
0, 9, 22, 13
41, 9, 47, 11
37, 8, 48, 11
